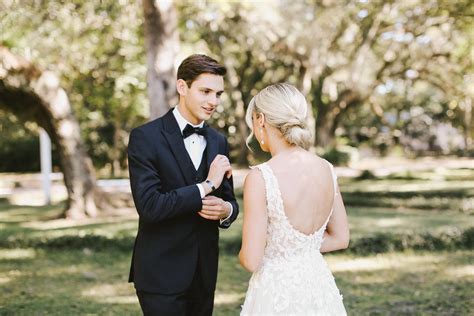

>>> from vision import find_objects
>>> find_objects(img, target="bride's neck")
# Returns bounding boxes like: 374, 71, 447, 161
269, 138, 299, 157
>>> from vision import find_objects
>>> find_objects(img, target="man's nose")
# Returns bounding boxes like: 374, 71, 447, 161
208, 94, 218, 106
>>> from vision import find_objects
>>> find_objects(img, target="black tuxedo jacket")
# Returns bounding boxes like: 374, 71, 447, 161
127, 109, 239, 294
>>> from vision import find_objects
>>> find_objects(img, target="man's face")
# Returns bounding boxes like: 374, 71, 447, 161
177, 73, 224, 125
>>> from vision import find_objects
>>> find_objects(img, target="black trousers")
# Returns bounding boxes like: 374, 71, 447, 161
136, 262, 214, 316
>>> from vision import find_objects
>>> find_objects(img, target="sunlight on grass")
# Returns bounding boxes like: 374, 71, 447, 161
101, 295, 139, 304
215, 293, 245, 306
374, 217, 405, 227
21, 216, 137, 231
326, 253, 444, 273
81, 283, 139, 305
0, 276, 11, 284
0, 203, 63, 222
8, 188, 67, 206
0, 248, 36, 260
444, 265, 474, 278
348, 180, 474, 193
347, 207, 473, 238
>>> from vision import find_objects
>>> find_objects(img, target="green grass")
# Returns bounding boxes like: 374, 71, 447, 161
214, 250, 474, 315
0, 247, 471, 315
0, 166, 473, 314
0, 248, 139, 315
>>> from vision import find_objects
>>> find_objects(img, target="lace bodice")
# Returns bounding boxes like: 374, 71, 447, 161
241, 161, 346, 316
254, 162, 336, 262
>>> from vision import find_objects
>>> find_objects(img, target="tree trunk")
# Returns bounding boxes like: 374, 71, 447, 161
297, 64, 316, 146
110, 117, 121, 178
461, 97, 473, 150
315, 111, 338, 148
0, 46, 100, 219
315, 90, 360, 148
143, 0, 179, 120
223, 59, 250, 165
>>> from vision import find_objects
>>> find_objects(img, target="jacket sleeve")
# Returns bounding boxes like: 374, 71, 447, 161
218, 138, 240, 229
128, 128, 202, 224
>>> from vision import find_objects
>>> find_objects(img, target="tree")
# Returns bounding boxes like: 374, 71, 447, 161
1, 0, 148, 176
179, 0, 471, 154
143, 0, 179, 120
0, 46, 100, 219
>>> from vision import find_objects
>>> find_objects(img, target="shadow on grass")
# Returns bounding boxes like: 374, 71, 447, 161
214, 251, 474, 316
0, 200, 64, 223
0, 248, 140, 315
342, 188, 474, 212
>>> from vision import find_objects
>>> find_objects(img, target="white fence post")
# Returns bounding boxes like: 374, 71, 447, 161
40, 128, 52, 205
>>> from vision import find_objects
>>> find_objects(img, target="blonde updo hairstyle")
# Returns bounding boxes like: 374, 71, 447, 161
245, 83, 312, 150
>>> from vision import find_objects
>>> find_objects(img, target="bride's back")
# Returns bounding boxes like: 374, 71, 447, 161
267, 151, 335, 236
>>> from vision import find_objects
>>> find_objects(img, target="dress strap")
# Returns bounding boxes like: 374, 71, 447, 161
250, 163, 282, 218
250, 163, 272, 206
321, 160, 339, 227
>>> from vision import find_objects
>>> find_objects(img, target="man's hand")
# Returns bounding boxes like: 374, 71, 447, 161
198, 195, 231, 221
205, 155, 232, 191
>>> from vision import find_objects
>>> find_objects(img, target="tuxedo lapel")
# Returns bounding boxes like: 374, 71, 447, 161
161, 110, 196, 185
205, 126, 219, 170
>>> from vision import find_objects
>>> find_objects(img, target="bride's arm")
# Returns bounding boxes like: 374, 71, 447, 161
239, 169, 268, 272
320, 184, 350, 253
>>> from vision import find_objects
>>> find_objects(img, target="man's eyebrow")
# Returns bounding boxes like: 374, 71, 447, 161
200, 87, 224, 94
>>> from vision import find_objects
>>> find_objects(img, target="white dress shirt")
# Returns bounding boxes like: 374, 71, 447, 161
173, 107, 233, 223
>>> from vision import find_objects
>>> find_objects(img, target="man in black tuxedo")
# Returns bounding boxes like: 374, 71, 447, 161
128, 54, 239, 315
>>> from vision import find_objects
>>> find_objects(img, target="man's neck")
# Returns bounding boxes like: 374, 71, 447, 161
176, 104, 202, 126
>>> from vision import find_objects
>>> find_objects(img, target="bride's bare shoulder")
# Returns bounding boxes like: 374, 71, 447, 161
244, 166, 265, 187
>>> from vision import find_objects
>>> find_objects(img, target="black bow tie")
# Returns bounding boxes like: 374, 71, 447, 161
182, 124, 207, 138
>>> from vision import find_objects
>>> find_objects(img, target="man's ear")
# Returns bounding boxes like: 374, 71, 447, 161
176, 79, 188, 96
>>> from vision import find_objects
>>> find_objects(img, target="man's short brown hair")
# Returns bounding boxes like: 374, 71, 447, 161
177, 54, 227, 87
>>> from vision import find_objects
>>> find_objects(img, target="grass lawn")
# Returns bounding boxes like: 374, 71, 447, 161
215, 250, 474, 315
0, 165, 473, 315
0, 247, 472, 315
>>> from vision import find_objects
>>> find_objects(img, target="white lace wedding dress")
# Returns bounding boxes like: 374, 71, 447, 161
241, 162, 347, 316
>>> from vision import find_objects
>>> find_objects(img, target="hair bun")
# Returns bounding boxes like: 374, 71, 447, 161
245, 83, 313, 150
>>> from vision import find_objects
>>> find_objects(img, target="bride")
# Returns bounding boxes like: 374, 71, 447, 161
239, 83, 349, 315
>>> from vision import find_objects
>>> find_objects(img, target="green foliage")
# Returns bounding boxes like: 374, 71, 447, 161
1, 1, 147, 173
321, 147, 351, 166
0, 112, 61, 172
0, 234, 133, 251
1, 226, 471, 256
1, 0, 472, 170
343, 186, 474, 213
348, 228, 473, 255
357, 170, 377, 180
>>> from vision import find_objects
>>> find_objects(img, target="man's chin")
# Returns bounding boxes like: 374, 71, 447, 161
200, 113, 213, 121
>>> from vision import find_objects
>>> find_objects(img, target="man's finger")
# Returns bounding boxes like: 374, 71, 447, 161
200, 208, 224, 216
198, 212, 219, 220
202, 199, 223, 206
202, 204, 222, 211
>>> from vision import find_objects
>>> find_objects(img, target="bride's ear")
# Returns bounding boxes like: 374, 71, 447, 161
258, 113, 265, 127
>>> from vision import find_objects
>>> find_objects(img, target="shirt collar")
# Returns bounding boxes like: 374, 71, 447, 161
173, 106, 204, 133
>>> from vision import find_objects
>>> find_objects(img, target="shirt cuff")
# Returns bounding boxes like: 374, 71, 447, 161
220, 202, 233, 224
196, 183, 205, 199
